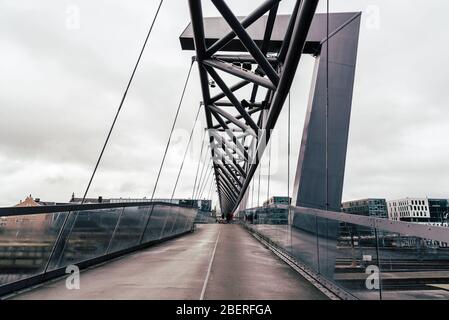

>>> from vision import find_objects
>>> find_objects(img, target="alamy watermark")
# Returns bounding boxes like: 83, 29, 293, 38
365, 265, 380, 290
65, 5, 81, 30
65, 264, 80, 290
365, 5, 381, 30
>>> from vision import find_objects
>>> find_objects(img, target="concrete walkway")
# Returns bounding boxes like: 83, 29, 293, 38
12, 224, 327, 300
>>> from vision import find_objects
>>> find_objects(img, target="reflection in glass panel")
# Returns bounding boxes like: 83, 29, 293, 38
166, 206, 180, 237
242, 209, 384, 299
142, 206, 167, 242
316, 217, 339, 280
376, 230, 449, 300
172, 207, 185, 236
107, 206, 150, 253
331, 221, 381, 300
0, 204, 197, 291
54, 208, 122, 268
0, 212, 67, 286
290, 212, 320, 273
161, 207, 177, 238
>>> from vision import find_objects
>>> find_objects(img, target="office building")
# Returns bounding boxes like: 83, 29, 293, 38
341, 198, 388, 218
263, 196, 291, 207
387, 198, 430, 222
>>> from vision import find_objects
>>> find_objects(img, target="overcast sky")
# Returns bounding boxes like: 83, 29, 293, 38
1, 0, 448, 208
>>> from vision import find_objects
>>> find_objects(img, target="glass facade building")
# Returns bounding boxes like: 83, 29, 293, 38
428, 199, 449, 223
341, 198, 388, 219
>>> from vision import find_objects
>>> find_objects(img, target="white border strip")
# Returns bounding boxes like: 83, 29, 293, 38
200, 225, 221, 300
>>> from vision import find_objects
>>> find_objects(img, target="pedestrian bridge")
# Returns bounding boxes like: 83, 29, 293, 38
2, 0, 449, 301
1, 202, 449, 300
10, 224, 325, 300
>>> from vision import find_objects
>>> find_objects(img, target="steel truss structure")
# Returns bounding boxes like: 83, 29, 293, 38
184, 0, 319, 215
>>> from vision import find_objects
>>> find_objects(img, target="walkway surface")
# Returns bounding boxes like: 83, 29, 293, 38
12, 224, 327, 300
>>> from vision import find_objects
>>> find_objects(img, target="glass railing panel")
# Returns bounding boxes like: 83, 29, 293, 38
316, 216, 340, 280
168, 206, 182, 236
187, 207, 198, 231
185, 207, 196, 232
329, 221, 381, 300
249, 207, 289, 248
0, 203, 197, 295
268, 207, 289, 249
174, 206, 195, 235
254, 208, 276, 242
107, 205, 151, 253
187, 210, 196, 231
289, 210, 320, 273
161, 207, 178, 238
194, 211, 215, 224
45, 212, 78, 271
53, 208, 122, 268
142, 205, 168, 242
173, 207, 186, 235
243, 206, 387, 299
183, 210, 192, 233
0, 211, 67, 286
376, 229, 449, 300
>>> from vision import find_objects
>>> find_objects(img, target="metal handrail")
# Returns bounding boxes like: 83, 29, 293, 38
0, 201, 196, 217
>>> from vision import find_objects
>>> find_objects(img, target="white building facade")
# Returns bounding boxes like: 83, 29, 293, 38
387, 198, 430, 222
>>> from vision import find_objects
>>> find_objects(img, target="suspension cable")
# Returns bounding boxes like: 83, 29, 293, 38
251, 170, 255, 208
326, 0, 329, 211
43, 1, 165, 274
287, 92, 291, 202
287, 91, 292, 249
267, 138, 272, 203
257, 162, 261, 207
192, 129, 207, 198
81, 0, 165, 204
195, 145, 210, 199
199, 167, 213, 199
195, 150, 211, 199
206, 175, 214, 200
138, 61, 195, 245
197, 164, 213, 200
198, 169, 210, 199
149, 60, 194, 202
171, 103, 202, 200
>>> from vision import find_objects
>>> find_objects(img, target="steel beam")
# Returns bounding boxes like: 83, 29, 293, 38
206, 0, 281, 56
229, 0, 319, 214
206, 66, 260, 132
210, 80, 250, 103
211, 0, 280, 86
292, 13, 361, 212
208, 104, 256, 135
203, 59, 275, 90
182, 3, 361, 216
